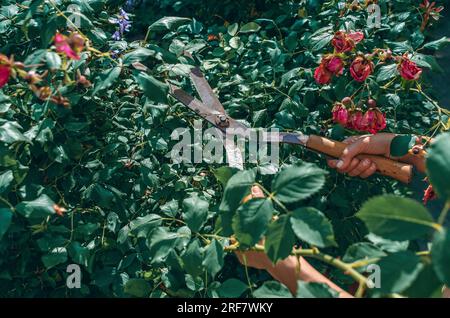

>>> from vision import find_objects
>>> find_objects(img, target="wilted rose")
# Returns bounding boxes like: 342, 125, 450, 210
362, 107, 386, 134
314, 65, 332, 85
332, 103, 349, 126
0, 54, 12, 88
398, 55, 422, 81
331, 31, 364, 53
350, 55, 374, 82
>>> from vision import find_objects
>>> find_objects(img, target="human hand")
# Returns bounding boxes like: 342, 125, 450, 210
327, 133, 396, 178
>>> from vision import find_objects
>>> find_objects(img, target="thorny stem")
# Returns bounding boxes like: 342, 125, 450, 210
225, 244, 369, 297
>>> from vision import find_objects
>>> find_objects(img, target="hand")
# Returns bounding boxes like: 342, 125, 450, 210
327, 133, 396, 178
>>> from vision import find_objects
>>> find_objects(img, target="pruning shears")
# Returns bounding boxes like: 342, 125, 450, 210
168, 60, 414, 184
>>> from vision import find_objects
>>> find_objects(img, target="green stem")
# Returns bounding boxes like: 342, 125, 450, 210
438, 201, 450, 226
225, 244, 369, 296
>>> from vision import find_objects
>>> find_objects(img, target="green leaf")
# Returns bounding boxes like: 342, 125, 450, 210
272, 162, 327, 204
264, 215, 295, 263
423, 37, 450, 50
123, 47, 154, 65
431, 229, 450, 285
290, 207, 336, 248
239, 22, 261, 33
356, 195, 436, 241
67, 242, 89, 267
202, 239, 224, 278
16, 194, 56, 219
296, 282, 338, 298
212, 166, 236, 188
309, 26, 333, 51
124, 279, 152, 298
41, 247, 68, 269
182, 194, 209, 232
216, 279, 248, 297
403, 264, 443, 298
93, 66, 121, 94
181, 239, 204, 278
227, 23, 239, 36
0, 122, 29, 144
45, 51, 61, 70
376, 251, 423, 294
390, 135, 416, 157
0, 170, 13, 193
426, 133, 450, 201
134, 72, 168, 104
232, 198, 273, 246
0, 208, 13, 241
376, 64, 398, 82
146, 228, 178, 264
147, 17, 191, 32
253, 281, 293, 298
219, 169, 256, 213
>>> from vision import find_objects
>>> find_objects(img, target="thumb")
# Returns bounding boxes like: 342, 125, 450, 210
336, 140, 367, 170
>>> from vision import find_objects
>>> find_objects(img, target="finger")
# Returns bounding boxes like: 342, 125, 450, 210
327, 159, 339, 168
338, 157, 359, 174
336, 138, 369, 170
360, 162, 377, 179
251, 186, 265, 198
348, 158, 372, 177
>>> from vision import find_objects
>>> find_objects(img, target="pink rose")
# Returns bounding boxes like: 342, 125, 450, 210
332, 103, 349, 126
362, 108, 386, 134
314, 65, 332, 85
0, 54, 11, 88
350, 56, 374, 82
331, 31, 364, 53
398, 56, 422, 81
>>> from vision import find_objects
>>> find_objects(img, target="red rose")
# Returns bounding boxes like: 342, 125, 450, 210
331, 31, 364, 53
314, 65, 332, 85
362, 108, 386, 134
314, 55, 344, 85
332, 103, 349, 126
347, 110, 366, 131
398, 56, 422, 81
323, 55, 344, 75
350, 56, 374, 82
0, 54, 11, 88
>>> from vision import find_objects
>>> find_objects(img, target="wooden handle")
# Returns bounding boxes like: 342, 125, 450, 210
306, 135, 413, 184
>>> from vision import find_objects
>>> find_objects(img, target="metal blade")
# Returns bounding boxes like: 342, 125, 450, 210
189, 67, 226, 114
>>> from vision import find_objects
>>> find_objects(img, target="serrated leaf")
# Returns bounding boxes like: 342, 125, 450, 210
431, 229, 450, 285
264, 215, 295, 263
182, 194, 209, 232
390, 135, 416, 157
232, 198, 273, 246
134, 72, 168, 104
296, 282, 338, 298
356, 195, 436, 241
426, 133, 450, 201
376, 251, 423, 294
272, 162, 327, 204
202, 239, 224, 278
290, 207, 336, 248
253, 281, 292, 298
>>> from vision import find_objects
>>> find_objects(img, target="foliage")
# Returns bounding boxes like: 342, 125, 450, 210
0, 0, 449, 298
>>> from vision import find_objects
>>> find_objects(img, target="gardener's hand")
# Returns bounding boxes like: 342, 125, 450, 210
327, 133, 396, 178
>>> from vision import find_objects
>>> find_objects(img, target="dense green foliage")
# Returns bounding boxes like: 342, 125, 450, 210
0, 0, 449, 298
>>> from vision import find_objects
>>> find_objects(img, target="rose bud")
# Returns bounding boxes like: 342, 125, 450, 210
367, 99, 377, 108
332, 102, 349, 126
341, 96, 353, 107
350, 55, 374, 82
398, 55, 422, 81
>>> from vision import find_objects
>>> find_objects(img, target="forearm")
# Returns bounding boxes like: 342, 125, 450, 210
267, 256, 353, 298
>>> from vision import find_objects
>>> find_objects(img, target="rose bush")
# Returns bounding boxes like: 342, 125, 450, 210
0, 0, 449, 298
